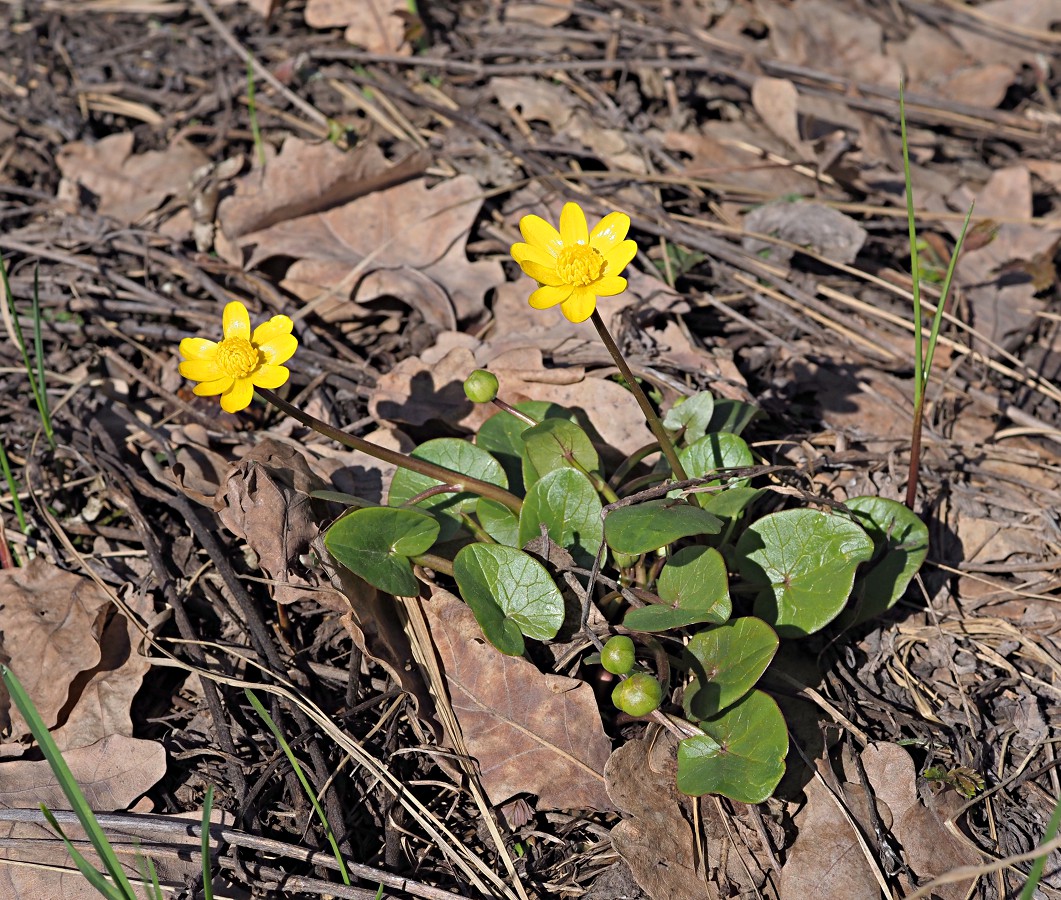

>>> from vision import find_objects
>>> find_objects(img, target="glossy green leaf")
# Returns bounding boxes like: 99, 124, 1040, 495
736, 508, 874, 637
476, 497, 520, 547
476, 401, 570, 493
388, 438, 507, 541
325, 507, 439, 596
683, 617, 779, 719
663, 391, 715, 445
453, 543, 565, 655
676, 689, 788, 802
604, 499, 722, 555
518, 468, 603, 567
706, 399, 761, 436
701, 486, 763, 522
623, 546, 731, 631
522, 418, 600, 480
680, 432, 755, 486
842, 496, 929, 624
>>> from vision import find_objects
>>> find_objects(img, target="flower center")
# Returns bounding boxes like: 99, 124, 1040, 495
216, 337, 261, 378
556, 244, 606, 286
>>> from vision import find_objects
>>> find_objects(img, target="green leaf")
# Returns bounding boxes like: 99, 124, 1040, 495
663, 392, 715, 445
388, 438, 507, 541
679, 432, 754, 486
325, 506, 439, 596
842, 496, 929, 624
454, 543, 565, 654
518, 468, 603, 567
522, 418, 600, 480
701, 486, 763, 522
476, 497, 520, 547
604, 499, 722, 556
623, 546, 731, 631
736, 508, 874, 637
677, 689, 788, 802
706, 399, 761, 436
683, 617, 779, 719
476, 401, 570, 493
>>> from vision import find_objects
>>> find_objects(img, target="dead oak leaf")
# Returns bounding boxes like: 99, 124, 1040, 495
240, 174, 500, 324
305, 0, 410, 54
422, 587, 613, 811
56, 132, 208, 224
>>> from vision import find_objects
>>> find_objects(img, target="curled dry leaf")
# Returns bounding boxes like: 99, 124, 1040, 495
213, 439, 336, 605
305, 0, 411, 54
743, 200, 868, 266
605, 738, 703, 899
56, 132, 208, 225
422, 587, 613, 811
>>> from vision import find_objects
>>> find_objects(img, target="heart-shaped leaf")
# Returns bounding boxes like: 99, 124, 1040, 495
706, 399, 760, 436
522, 418, 600, 480
676, 689, 788, 803
324, 506, 439, 596
842, 496, 929, 625
701, 486, 763, 522
388, 438, 507, 541
476, 401, 572, 493
476, 497, 520, 547
518, 468, 603, 567
453, 543, 565, 655
683, 617, 779, 719
679, 432, 754, 486
663, 391, 715, 445
623, 546, 731, 631
604, 499, 722, 556
736, 508, 873, 637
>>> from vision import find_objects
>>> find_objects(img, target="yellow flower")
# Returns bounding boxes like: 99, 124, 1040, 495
510, 202, 638, 323
178, 301, 297, 413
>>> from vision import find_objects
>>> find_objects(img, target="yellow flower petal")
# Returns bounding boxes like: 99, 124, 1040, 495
221, 378, 254, 413
559, 202, 589, 246
179, 358, 223, 382
561, 287, 598, 323
511, 242, 558, 268
519, 215, 563, 256
603, 239, 638, 276
528, 283, 573, 309
259, 333, 298, 366
193, 375, 234, 397
589, 212, 630, 253
252, 315, 293, 346
251, 364, 290, 390
594, 275, 628, 297
179, 337, 218, 361
518, 260, 564, 286
223, 301, 251, 340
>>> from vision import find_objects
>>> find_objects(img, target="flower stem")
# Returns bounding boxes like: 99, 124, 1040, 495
256, 389, 523, 514
590, 311, 688, 482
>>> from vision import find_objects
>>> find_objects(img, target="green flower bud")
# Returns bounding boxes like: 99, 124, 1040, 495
601, 635, 636, 675
611, 673, 663, 717
464, 369, 499, 403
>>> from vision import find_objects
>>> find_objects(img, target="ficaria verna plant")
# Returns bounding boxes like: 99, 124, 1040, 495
179, 201, 929, 803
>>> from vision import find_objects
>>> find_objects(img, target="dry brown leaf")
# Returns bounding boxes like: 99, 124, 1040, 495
233, 172, 498, 325
56, 132, 208, 224
743, 200, 867, 266
860, 743, 979, 899
505, 0, 573, 26
605, 737, 704, 898
946, 0, 1061, 70
217, 139, 427, 241
751, 76, 812, 157
896, 25, 1016, 109
422, 587, 613, 810
0, 558, 111, 743
304, 0, 410, 54
214, 439, 336, 606
369, 345, 654, 458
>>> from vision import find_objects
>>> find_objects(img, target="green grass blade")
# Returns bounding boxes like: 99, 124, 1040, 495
40, 806, 127, 900
246, 55, 266, 170
0, 439, 29, 535
0, 256, 54, 448
922, 203, 973, 386
899, 79, 924, 408
2, 665, 137, 897
1021, 791, 1061, 900
244, 689, 351, 886
31, 264, 50, 435
201, 784, 215, 900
